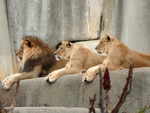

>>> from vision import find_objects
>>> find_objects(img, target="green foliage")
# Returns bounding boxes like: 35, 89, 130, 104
138, 106, 147, 113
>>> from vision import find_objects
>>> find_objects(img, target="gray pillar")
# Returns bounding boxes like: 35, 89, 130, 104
0, 0, 13, 80
110, 0, 150, 53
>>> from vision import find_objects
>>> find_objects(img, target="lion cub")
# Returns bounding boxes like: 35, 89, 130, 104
46, 41, 106, 83
83, 35, 150, 82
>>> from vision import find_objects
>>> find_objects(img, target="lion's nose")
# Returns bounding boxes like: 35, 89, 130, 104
95, 47, 97, 50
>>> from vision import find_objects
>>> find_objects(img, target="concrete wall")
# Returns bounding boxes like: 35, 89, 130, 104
0, 0, 13, 80
6, 0, 103, 50
110, 0, 150, 53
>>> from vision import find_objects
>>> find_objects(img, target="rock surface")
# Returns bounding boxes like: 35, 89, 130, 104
1, 67, 150, 113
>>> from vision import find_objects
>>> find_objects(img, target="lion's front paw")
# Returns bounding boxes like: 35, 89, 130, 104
45, 75, 50, 82
82, 68, 98, 83
2, 82, 11, 90
46, 76, 58, 83
2, 76, 10, 85
82, 76, 93, 83
1, 75, 15, 90
45, 73, 58, 84
82, 73, 94, 83
2, 78, 12, 90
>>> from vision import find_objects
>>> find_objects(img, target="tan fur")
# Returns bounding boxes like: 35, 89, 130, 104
2, 36, 66, 90
83, 35, 150, 82
46, 41, 106, 83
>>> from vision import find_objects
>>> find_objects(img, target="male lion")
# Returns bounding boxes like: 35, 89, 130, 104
82, 35, 150, 82
45, 41, 106, 83
2, 36, 66, 90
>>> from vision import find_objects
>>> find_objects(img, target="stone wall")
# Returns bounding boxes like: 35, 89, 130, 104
110, 0, 150, 53
6, 0, 103, 50
0, 0, 13, 80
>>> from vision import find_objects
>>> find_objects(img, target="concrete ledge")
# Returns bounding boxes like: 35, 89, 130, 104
7, 107, 100, 113
1, 67, 150, 113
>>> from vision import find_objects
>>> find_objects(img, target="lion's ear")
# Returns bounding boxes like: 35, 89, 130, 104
24, 39, 32, 48
104, 35, 111, 41
107, 35, 110, 41
62, 41, 72, 48
66, 42, 71, 47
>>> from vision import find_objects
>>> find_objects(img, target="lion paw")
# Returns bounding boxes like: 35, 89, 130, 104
45, 71, 59, 84
45, 75, 58, 84
82, 68, 98, 83
46, 76, 57, 83
1, 75, 14, 90
2, 82, 11, 90
82, 76, 93, 83
2, 78, 12, 90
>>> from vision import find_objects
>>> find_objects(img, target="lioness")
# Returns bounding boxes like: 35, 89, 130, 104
82, 35, 150, 82
2, 36, 66, 90
46, 41, 106, 83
